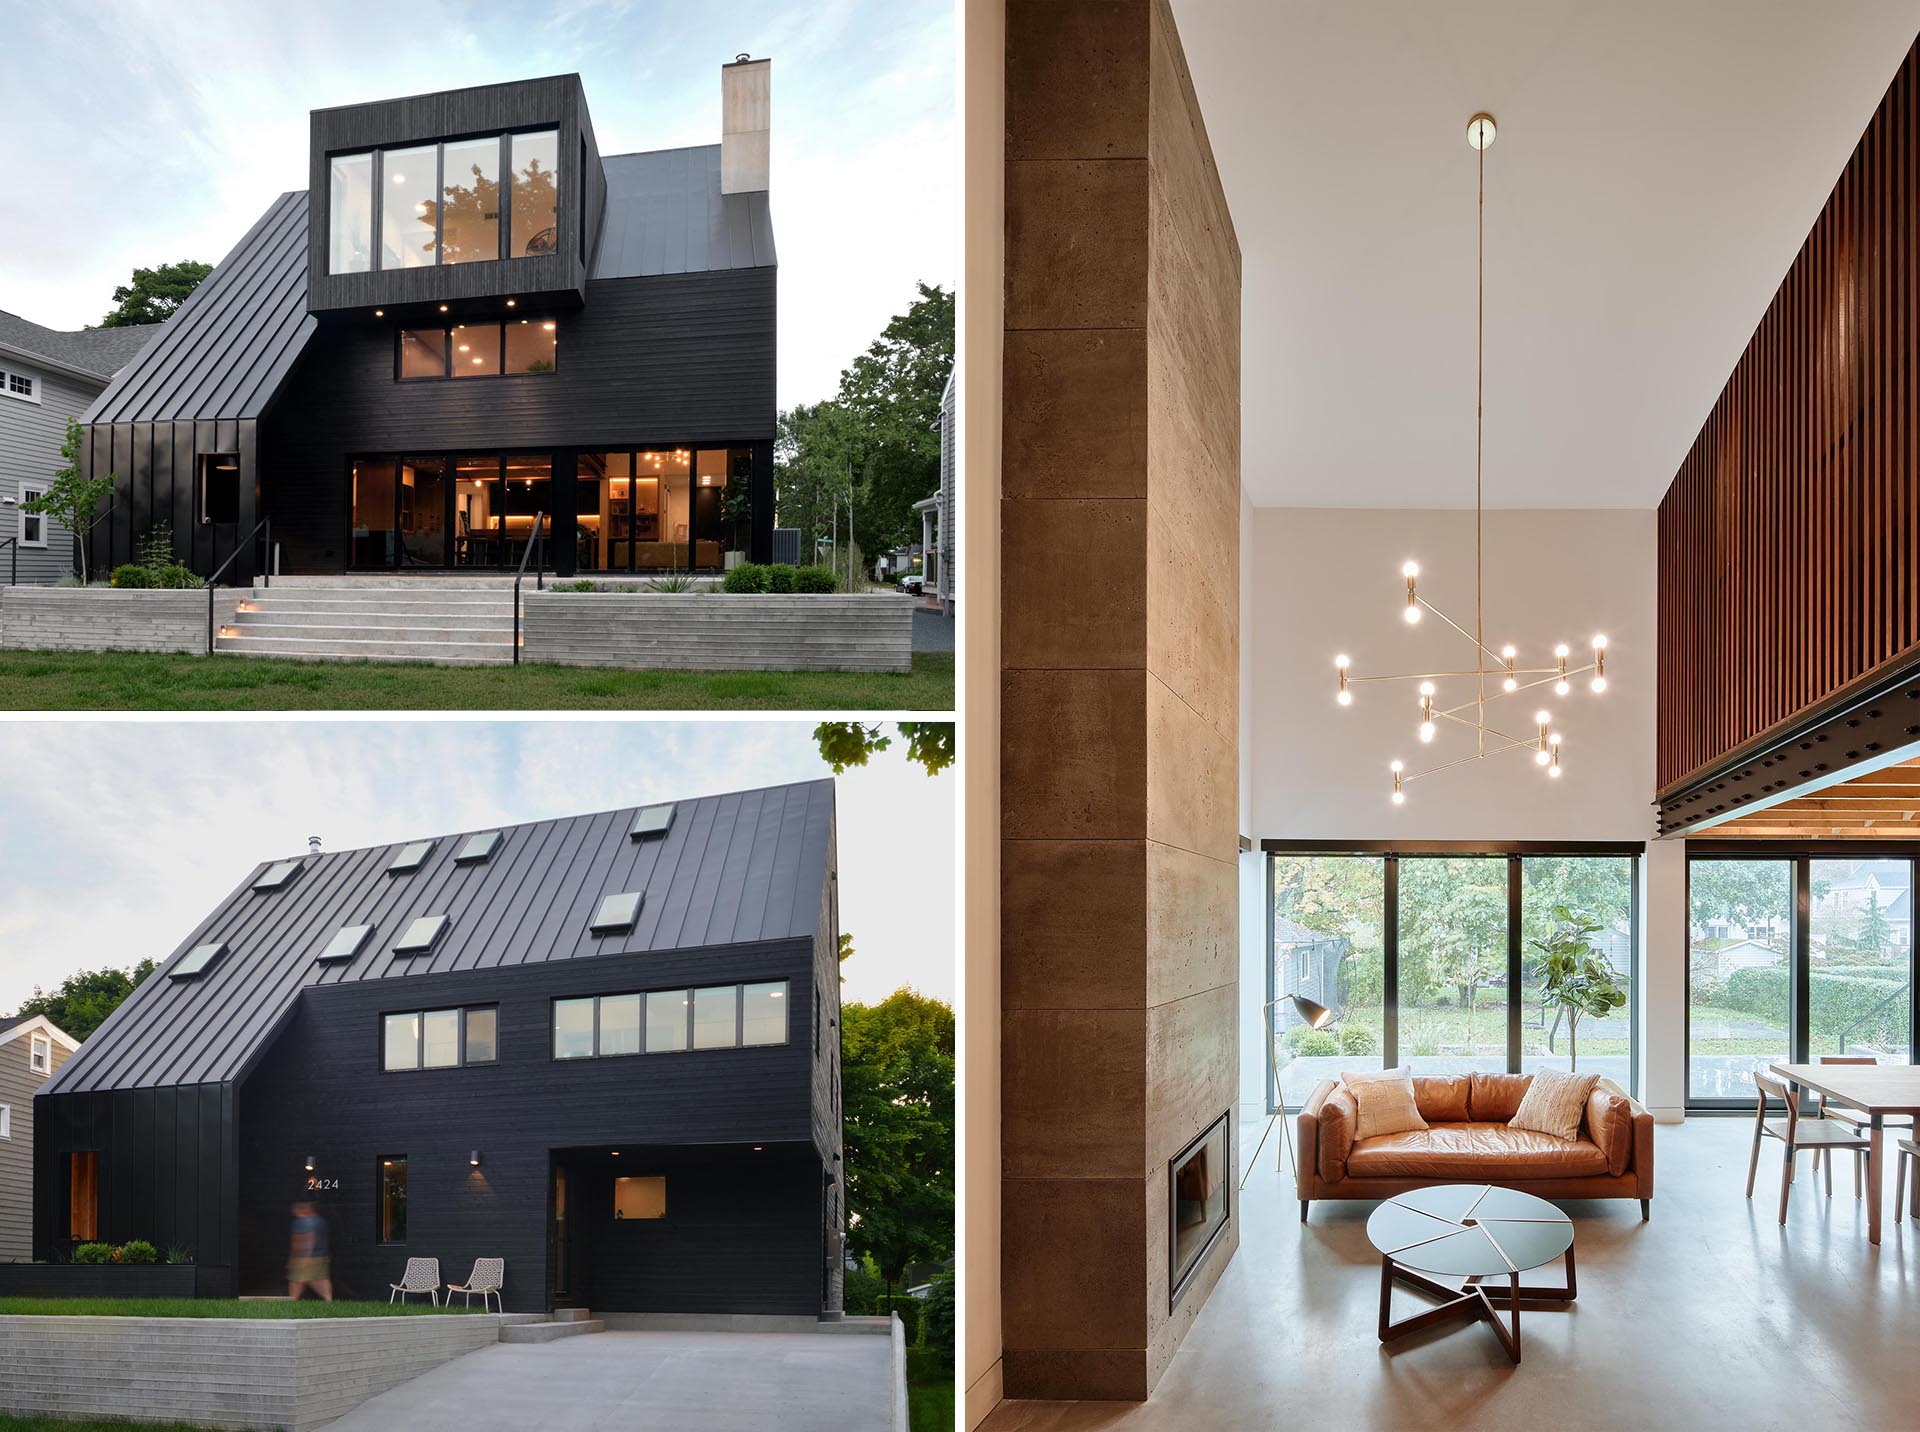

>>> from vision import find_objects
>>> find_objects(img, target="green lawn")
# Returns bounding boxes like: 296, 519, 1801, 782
906, 1347, 955, 1432
0, 650, 953, 711
0, 1297, 476, 1319
0, 1418, 221, 1432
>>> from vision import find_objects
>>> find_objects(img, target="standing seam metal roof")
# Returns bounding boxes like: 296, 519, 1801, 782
44, 777, 833, 1095
592, 146, 775, 278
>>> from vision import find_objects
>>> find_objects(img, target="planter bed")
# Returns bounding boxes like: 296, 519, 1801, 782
0, 1308, 500, 1432
0, 1265, 230, 1300
0, 588, 240, 656
521, 591, 912, 673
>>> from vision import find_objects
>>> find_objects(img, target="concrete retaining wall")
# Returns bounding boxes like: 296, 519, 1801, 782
0, 1312, 501, 1431
0, 587, 243, 654
521, 592, 912, 673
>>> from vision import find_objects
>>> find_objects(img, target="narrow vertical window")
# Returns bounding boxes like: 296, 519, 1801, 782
509, 130, 560, 256
383, 1012, 420, 1071
69, 1152, 99, 1241
19, 484, 46, 548
379, 145, 438, 269
742, 982, 788, 1046
441, 137, 501, 264
553, 998, 596, 1059
693, 986, 739, 1050
328, 152, 374, 274
646, 991, 688, 1053
379, 1157, 408, 1243
464, 1007, 497, 1064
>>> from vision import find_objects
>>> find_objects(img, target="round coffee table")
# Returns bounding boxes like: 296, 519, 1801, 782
1366, 1184, 1575, 1364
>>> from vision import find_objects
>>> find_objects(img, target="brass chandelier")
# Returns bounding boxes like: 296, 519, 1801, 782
1332, 112, 1609, 806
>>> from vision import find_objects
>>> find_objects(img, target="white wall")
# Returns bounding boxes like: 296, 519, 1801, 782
1245, 507, 1684, 1117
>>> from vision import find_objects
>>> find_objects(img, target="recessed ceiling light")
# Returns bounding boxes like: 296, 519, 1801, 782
373, 308, 384, 317
506, 298, 517, 307
472, 356, 483, 365
438, 303, 449, 312
458, 344, 470, 352
542, 322, 556, 331
390, 172, 406, 184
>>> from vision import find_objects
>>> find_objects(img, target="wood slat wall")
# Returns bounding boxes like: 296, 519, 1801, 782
1658, 39, 1920, 797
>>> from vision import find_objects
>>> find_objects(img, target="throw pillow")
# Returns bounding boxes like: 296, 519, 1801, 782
1412, 1073, 1471, 1124
1339, 1066, 1429, 1142
1509, 1067, 1602, 1141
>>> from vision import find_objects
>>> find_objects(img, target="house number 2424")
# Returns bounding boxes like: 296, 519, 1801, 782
306, 1176, 340, 1192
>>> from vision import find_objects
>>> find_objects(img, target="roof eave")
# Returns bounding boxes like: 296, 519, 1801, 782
0, 340, 112, 387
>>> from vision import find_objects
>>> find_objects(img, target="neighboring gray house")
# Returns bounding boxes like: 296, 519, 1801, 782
0, 1015, 77, 1260
0, 312, 154, 584
909, 366, 956, 615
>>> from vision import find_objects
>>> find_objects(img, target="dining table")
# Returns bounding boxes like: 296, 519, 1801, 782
1769, 1060, 1920, 1244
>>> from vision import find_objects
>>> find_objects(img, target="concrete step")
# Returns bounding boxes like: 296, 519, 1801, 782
212, 634, 515, 665
499, 1318, 605, 1344
551, 1307, 595, 1323
266, 575, 528, 590
242, 592, 517, 610
234, 612, 515, 635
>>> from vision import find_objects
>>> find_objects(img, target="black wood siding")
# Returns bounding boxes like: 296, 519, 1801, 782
32, 1083, 237, 1269
84, 418, 262, 579
234, 937, 830, 1312
262, 269, 775, 572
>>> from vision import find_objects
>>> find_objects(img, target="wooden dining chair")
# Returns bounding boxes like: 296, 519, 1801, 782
1747, 1071, 1870, 1225
1808, 1055, 1915, 1195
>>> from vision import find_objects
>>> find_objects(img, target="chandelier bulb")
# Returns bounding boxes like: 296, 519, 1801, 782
1418, 721, 1436, 744
1533, 710, 1551, 726
1555, 680, 1570, 696
1390, 759, 1405, 773
1391, 790, 1406, 805
1591, 634, 1608, 651
1403, 602, 1422, 625
1501, 644, 1516, 660
1554, 643, 1571, 659
1337, 689, 1353, 706
1401, 561, 1420, 579
1419, 681, 1436, 697
1503, 677, 1518, 692
1548, 764, 1563, 780
1590, 675, 1607, 694
1535, 749, 1550, 766
1334, 654, 1351, 670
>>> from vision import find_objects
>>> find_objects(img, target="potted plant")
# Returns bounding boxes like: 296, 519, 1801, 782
1528, 905, 1627, 1073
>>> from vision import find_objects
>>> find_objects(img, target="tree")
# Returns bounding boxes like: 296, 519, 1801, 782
98, 261, 212, 327
839, 931, 855, 985
814, 721, 955, 777
13, 960, 156, 1042
21, 418, 115, 583
1854, 889, 1893, 955
1398, 859, 1506, 1010
1528, 906, 1627, 1072
776, 400, 857, 558
1689, 861, 1792, 948
842, 990, 954, 1309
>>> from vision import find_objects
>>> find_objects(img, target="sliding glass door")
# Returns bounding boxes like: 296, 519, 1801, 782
1267, 845, 1640, 1109
1687, 852, 1916, 1108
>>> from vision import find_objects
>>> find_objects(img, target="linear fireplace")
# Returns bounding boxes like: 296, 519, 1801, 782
1169, 1112, 1231, 1308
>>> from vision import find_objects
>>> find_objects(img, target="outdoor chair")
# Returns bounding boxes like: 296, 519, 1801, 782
447, 1258, 505, 1312
389, 1256, 442, 1306
1747, 1071, 1869, 1224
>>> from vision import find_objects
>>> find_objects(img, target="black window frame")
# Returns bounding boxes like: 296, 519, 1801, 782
380, 1005, 499, 1073
377, 1155, 408, 1244
1262, 839, 1645, 1111
548, 981, 791, 1061
393, 320, 558, 383
198, 454, 241, 526
1683, 842, 1920, 1114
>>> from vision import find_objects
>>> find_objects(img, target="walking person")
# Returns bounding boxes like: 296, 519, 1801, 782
286, 1199, 333, 1301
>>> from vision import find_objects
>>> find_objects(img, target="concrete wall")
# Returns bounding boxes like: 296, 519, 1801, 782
521, 593, 912, 673
1244, 507, 1684, 1118
1001, 0, 1241, 1401
0, 587, 242, 654
0, 1312, 502, 1432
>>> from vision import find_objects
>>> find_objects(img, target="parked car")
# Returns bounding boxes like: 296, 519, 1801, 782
897, 572, 926, 594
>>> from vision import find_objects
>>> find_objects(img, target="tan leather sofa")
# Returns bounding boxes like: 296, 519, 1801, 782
1296, 1071, 1653, 1222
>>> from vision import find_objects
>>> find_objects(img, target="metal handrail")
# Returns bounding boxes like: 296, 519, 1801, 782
206, 517, 272, 654
511, 513, 546, 666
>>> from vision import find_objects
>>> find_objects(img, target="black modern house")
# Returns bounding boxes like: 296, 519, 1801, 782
77, 61, 775, 582
33, 778, 844, 1318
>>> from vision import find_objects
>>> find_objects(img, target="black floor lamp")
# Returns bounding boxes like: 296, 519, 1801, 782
1247, 994, 1336, 1189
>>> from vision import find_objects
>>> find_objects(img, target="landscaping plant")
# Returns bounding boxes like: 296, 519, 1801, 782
20, 419, 114, 584
71, 1243, 113, 1265
119, 1241, 159, 1265
1529, 905, 1628, 1072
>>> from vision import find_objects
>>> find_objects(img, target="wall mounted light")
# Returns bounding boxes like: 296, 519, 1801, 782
469, 1150, 482, 1168
304, 1154, 316, 1173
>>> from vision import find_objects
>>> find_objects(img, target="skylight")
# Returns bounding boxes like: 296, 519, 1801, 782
316, 924, 374, 963
629, 804, 675, 839
170, 942, 229, 979
388, 840, 434, 874
253, 860, 301, 891
591, 891, 644, 933
456, 830, 503, 864
394, 914, 449, 955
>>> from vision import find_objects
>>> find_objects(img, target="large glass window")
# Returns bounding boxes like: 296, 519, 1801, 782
451, 322, 502, 378
351, 458, 397, 568
553, 998, 596, 1059
399, 329, 448, 379
693, 986, 738, 1049
328, 152, 373, 274
1520, 856, 1634, 1084
383, 1012, 420, 1071
742, 982, 788, 1046
613, 1175, 666, 1220
1810, 858, 1912, 1062
379, 1157, 408, 1243
379, 145, 438, 269
1687, 857, 1793, 1103
399, 457, 446, 567
384, 1007, 495, 1071
510, 129, 560, 256
439, 136, 500, 265
599, 993, 642, 1056
1398, 857, 1507, 1074
504, 318, 558, 374
422, 1009, 460, 1068
465, 1007, 497, 1064
1270, 854, 1384, 1107
455, 454, 501, 566
1267, 846, 1640, 1108
647, 990, 688, 1052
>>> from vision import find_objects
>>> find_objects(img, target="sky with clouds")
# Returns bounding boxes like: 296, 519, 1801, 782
0, 0, 954, 407
0, 718, 953, 1016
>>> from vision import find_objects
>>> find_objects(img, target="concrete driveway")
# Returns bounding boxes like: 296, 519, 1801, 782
317, 1330, 893, 1432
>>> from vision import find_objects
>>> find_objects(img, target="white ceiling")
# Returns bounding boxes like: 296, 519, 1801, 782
1174, 1, 1920, 508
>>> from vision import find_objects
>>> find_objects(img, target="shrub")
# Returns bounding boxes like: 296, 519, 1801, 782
121, 1240, 159, 1264
794, 565, 838, 594
843, 1262, 882, 1315
765, 564, 796, 593
555, 579, 597, 593
880, 1294, 921, 1346
646, 572, 698, 593
164, 1244, 194, 1265
109, 564, 154, 589
154, 565, 201, 589
1286, 1028, 1339, 1057
1724, 965, 1911, 1048
136, 523, 176, 573
1339, 1025, 1378, 1056
722, 562, 769, 594
920, 1270, 955, 1356
72, 1243, 114, 1265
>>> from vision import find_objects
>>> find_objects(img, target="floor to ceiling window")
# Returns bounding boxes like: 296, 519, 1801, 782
1267, 844, 1640, 1110
1687, 851, 1915, 1108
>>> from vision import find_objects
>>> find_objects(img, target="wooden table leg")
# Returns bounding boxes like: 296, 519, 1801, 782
1868, 1117, 1883, 1245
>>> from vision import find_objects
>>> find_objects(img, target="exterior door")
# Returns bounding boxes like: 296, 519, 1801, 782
398, 457, 449, 566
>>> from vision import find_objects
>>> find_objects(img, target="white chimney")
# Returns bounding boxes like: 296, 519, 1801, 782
722, 54, 770, 195
308, 835, 323, 856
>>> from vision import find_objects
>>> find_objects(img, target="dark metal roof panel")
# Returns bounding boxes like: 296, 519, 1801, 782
592, 145, 775, 279
83, 192, 318, 425
44, 778, 833, 1095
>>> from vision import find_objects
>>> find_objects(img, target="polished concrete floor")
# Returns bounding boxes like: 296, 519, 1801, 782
982, 1110, 1920, 1432
321, 1329, 892, 1432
